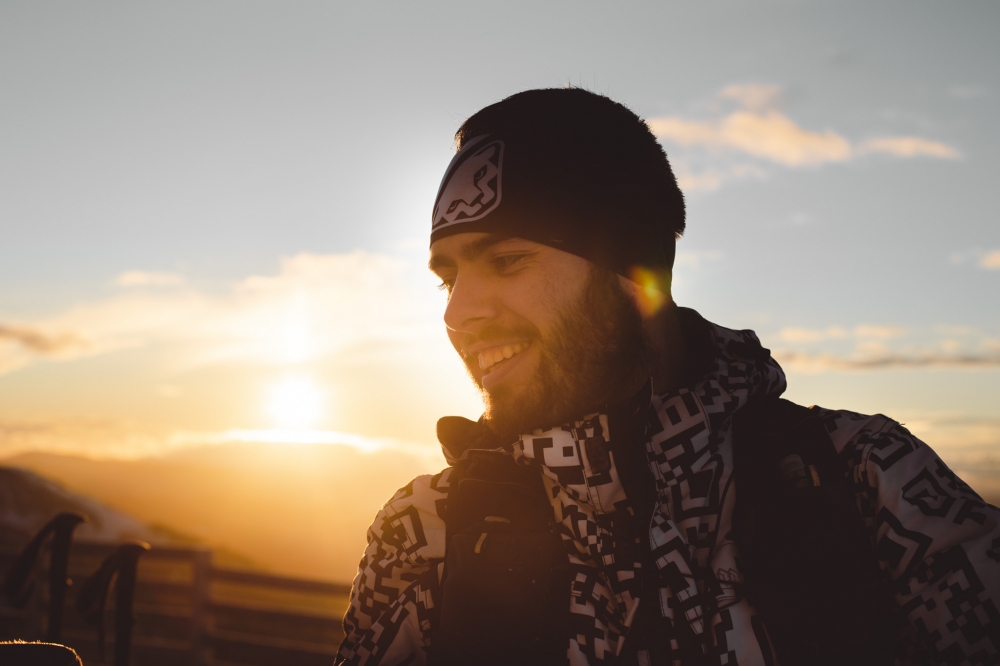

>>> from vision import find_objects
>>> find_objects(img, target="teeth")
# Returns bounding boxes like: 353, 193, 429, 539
478, 343, 526, 371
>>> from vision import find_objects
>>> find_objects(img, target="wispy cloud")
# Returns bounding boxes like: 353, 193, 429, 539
670, 165, 724, 193
894, 413, 1000, 499
772, 323, 1000, 373
651, 110, 853, 167
774, 349, 1000, 372
0, 325, 91, 373
949, 248, 1000, 270
669, 160, 768, 194
718, 84, 784, 112
778, 325, 905, 344
0, 251, 446, 377
116, 271, 186, 287
0, 417, 170, 459
980, 250, 1000, 270
0, 416, 445, 464
856, 137, 960, 159
779, 326, 849, 343
0, 252, 483, 458
674, 250, 724, 269
853, 325, 908, 339
649, 84, 961, 191
0, 325, 88, 355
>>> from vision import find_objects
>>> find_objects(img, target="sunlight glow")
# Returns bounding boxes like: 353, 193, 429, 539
221, 429, 420, 453
267, 376, 324, 429
275, 296, 314, 364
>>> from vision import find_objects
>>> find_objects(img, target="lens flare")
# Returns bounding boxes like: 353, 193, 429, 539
627, 266, 671, 317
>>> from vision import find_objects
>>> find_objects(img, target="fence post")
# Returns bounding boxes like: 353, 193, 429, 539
191, 549, 212, 666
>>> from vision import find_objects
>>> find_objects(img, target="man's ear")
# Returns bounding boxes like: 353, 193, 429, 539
620, 267, 672, 319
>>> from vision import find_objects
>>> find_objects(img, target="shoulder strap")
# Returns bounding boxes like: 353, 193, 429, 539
732, 398, 895, 665
431, 440, 570, 666
732, 397, 815, 456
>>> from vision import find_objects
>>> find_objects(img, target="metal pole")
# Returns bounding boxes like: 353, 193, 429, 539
191, 549, 212, 666
44, 513, 86, 642
112, 542, 150, 666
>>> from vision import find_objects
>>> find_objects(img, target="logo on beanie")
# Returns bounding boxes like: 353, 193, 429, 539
432, 135, 504, 231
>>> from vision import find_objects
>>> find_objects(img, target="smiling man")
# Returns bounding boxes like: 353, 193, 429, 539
336, 89, 1000, 666
430, 233, 660, 440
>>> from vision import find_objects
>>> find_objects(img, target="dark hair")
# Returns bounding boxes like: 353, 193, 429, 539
456, 88, 686, 243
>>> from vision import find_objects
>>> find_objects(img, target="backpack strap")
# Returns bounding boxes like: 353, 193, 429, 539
430, 425, 570, 666
732, 398, 895, 665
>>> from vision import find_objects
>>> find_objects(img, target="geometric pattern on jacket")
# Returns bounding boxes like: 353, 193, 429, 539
337, 314, 1000, 665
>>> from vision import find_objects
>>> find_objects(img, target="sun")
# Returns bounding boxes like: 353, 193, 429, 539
267, 376, 324, 429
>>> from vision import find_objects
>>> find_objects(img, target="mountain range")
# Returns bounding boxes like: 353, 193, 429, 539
1, 441, 439, 582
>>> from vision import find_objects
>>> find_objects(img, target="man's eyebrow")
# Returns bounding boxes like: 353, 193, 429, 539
428, 234, 510, 272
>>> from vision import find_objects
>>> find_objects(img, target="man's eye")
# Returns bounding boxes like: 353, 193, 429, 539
493, 254, 527, 271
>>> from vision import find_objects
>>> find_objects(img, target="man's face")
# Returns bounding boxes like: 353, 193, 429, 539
429, 232, 648, 437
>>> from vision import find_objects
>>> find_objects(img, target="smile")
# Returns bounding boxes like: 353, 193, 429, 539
478, 342, 529, 374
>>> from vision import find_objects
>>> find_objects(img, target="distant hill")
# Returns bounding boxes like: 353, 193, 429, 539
0, 466, 173, 550
3, 442, 442, 582
3, 441, 998, 583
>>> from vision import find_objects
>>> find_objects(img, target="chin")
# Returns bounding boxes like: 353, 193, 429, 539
482, 384, 557, 438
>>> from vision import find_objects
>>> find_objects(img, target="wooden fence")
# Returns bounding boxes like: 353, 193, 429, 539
0, 541, 351, 666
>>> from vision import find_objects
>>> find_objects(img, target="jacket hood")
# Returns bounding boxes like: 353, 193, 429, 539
436, 308, 786, 465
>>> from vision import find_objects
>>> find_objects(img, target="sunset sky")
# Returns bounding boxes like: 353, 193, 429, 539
1, 1, 998, 495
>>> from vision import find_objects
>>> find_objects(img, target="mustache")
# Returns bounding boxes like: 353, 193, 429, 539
457, 322, 540, 362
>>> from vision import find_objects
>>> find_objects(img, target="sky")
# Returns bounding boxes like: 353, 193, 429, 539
1, 1, 999, 494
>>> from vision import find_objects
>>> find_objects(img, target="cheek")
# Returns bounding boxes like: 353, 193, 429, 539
522, 272, 588, 339
495, 286, 552, 342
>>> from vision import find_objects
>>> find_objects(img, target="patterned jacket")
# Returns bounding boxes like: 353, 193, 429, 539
337, 314, 1000, 665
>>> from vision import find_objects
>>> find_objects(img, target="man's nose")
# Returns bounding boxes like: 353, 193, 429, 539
443, 273, 497, 334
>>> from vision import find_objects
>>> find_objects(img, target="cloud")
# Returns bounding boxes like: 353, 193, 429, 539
0, 417, 170, 459
649, 85, 961, 190
854, 325, 907, 339
650, 111, 854, 167
774, 350, 1000, 372
674, 250, 724, 269
718, 84, 784, 112
116, 271, 185, 287
980, 250, 1000, 270
779, 326, 849, 343
0, 252, 488, 458
0, 416, 444, 464
670, 158, 768, 194
777, 325, 905, 344
950, 249, 1000, 270
0, 251, 447, 377
0, 325, 87, 355
892, 413, 1000, 499
0, 325, 90, 374
856, 137, 960, 159
672, 165, 723, 193
771, 323, 1000, 373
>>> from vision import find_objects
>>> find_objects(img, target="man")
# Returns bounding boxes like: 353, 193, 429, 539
337, 88, 1000, 665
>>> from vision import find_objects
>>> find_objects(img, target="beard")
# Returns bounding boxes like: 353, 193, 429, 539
464, 267, 653, 440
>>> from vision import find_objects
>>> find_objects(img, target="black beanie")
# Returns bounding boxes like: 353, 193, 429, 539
430, 88, 685, 278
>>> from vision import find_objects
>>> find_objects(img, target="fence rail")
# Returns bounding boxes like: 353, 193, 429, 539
0, 541, 349, 666
211, 567, 352, 596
